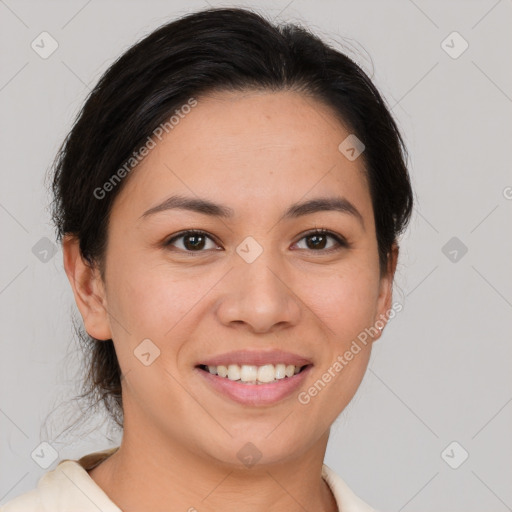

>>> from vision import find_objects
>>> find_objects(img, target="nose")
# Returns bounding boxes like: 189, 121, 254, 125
215, 252, 302, 334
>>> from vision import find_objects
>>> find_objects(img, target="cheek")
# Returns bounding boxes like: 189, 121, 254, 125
106, 252, 203, 340
305, 265, 381, 340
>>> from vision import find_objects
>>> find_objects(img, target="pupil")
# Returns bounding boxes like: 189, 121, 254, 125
307, 234, 326, 250
185, 234, 205, 250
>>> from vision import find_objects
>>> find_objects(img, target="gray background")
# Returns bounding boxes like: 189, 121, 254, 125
1, 1, 511, 511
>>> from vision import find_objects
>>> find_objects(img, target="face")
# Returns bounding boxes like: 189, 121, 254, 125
65, 89, 397, 468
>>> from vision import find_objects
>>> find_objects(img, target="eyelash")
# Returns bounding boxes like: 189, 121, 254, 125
164, 228, 348, 254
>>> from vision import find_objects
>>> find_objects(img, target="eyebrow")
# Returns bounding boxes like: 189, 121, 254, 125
140, 194, 365, 229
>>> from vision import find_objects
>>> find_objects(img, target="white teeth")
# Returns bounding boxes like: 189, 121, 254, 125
203, 363, 305, 383
285, 364, 295, 377
217, 365, 228, 378
274, 364, 286, 379
257, 364, 275, 383
227, 364, 240, 381
240, 365, 258, 382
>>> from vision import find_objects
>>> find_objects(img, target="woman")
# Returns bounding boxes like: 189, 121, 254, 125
2, 6, 413, 512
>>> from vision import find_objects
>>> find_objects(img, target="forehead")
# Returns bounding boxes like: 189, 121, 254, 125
111, 89, 372, 224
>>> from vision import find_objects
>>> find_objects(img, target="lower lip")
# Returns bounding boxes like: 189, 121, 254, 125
196, 366, 313, 406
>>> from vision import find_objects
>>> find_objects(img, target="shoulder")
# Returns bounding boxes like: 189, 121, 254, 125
322, 463, 381, 512
0, 489, 44, 512
0, 448, 121, 512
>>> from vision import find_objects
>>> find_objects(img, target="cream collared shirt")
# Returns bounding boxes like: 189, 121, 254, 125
1, 448, 379, 512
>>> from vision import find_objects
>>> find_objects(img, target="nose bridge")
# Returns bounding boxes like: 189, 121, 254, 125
215, 237, 301, 333
237, 240, 287, 305
240, 250, 283, 297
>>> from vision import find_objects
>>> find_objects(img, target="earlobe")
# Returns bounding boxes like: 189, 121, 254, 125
62, 235, 112, 341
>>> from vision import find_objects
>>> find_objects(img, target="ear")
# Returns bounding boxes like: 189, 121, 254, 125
62, 234, 112, 341
372, 242, 399, 342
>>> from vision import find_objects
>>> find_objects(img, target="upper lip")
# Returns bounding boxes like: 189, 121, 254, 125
198, 349, 313, 367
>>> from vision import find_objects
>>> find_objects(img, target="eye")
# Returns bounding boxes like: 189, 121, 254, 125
165, 230, 219, 252
293, 228, 348, 252
164, 228, 348, 254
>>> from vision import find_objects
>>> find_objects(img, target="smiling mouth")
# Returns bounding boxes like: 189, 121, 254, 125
196, 363, 311, 385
